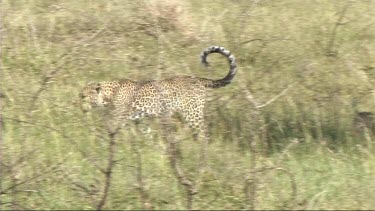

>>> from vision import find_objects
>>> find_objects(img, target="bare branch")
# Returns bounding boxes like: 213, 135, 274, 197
239, 78, 263, 210
167, 139, 196, 210
326, 2, 352, 57
0, 0, 4, 205
0, 160, 66, 195
274, 168, 297, 208
96, 126, 118, 210
130, 126, 153, 209
28, 25, 107, 115
256, 82, 298, 109
161, 118, 197, 210
3, 116, 105, 172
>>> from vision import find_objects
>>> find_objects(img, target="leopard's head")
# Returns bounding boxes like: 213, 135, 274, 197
79, 82, 109, 113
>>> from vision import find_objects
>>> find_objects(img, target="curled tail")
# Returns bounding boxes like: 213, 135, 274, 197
201, 46, 237, 88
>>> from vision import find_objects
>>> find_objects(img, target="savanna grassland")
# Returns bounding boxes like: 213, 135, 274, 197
1, 0, 375, 210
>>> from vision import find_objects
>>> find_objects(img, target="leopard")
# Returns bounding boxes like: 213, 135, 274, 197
79, 46, 237, 135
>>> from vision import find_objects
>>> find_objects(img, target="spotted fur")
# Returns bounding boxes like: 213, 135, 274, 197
80, 46, 237, 132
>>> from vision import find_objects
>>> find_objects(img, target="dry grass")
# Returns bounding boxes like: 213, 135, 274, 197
1, 0, 374, 209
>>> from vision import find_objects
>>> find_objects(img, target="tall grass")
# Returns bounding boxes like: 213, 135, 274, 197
1, 0, 374, 209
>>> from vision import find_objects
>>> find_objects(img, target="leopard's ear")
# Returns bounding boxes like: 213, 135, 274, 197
87, 82, 101, 93
94, 83, 101, 93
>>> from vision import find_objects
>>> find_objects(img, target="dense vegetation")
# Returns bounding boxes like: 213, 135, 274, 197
1, 0, 374, 210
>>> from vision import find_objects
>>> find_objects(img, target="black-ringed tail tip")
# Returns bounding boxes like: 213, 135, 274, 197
201, 46, 237, 88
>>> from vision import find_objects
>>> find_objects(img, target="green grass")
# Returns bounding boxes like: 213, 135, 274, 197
1, 0, 375, 210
